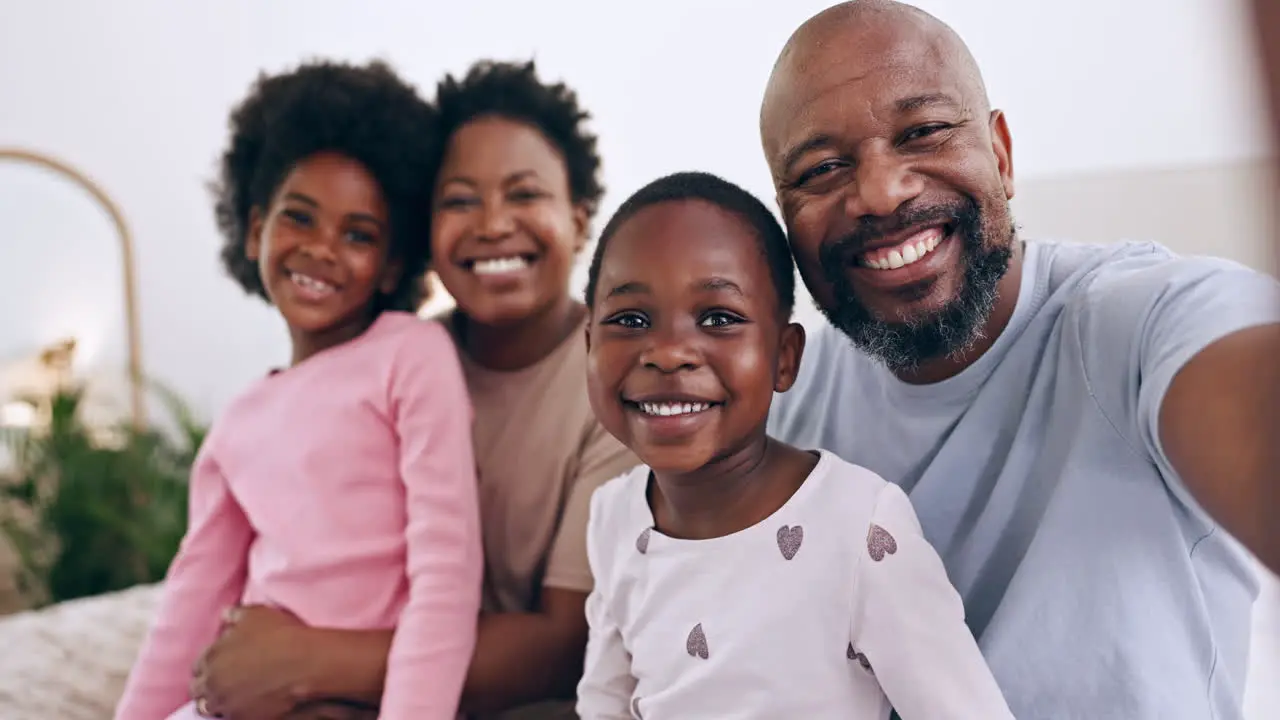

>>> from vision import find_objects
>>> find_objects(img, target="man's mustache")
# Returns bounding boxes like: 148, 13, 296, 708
819, 200, 973, 271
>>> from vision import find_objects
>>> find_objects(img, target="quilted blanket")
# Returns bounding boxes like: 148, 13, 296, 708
0, 584, 159, 719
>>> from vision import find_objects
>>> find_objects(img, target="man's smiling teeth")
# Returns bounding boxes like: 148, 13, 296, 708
860, 227, 944, 270
291, 272, 335, 295
640, 402, 712, 416
473, 256, 529, 275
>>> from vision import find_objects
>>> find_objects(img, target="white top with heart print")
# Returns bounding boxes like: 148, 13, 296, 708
577, 449, 1015, 720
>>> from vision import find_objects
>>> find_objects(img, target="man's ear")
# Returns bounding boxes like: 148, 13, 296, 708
990, 109, 1015, 200
773, 321, 807, 393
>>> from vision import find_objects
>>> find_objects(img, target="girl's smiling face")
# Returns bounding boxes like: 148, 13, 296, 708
586, 199, 805, 474
248, 151, 399, 355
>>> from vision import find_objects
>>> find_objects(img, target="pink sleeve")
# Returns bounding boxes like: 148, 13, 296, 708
379, 321, 483, 719
114, 449, 253, 719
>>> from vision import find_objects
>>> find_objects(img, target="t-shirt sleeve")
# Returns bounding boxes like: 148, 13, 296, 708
849, 482, 1014, 720
544, 421, 638, 593
575, 484, 637, 719
381, 321, 484, 719
1077, 247, 1280, 512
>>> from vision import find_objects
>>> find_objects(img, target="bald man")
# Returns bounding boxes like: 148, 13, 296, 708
763, 2, 1280, 718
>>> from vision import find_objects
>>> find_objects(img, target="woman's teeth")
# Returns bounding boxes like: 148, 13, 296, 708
291, 272, 335, 295
472, 256, 530, 275
640, 402, 712, 417
860, 227, 945, 270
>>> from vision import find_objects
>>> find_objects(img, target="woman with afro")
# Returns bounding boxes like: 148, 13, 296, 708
115, 59, 483, 720
187, 60, 638, 720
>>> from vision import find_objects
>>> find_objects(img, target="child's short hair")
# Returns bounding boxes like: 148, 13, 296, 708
213, 59, 439, 312
435, 60, 604, 220
584, 172, 796, 318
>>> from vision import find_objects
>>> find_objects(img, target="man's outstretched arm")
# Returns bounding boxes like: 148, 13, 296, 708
1161, 324, 1280, 573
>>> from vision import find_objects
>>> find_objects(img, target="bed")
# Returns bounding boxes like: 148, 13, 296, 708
0, 583, 159, 719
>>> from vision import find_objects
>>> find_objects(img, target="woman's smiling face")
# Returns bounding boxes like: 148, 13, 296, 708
430, 116, 587, 327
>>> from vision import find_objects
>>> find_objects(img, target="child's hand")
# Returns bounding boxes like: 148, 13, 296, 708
190, 605, 314, 719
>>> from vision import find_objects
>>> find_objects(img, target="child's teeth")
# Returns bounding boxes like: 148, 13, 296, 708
473, 256, 529, 275
640, 402, 711, 416
291, 273, 334, 293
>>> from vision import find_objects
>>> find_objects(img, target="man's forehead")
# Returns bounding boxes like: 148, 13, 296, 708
764, 46, 959, 151
761, 4, 984, 160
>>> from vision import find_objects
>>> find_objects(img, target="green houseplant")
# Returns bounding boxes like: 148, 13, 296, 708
0, 382, 205, 607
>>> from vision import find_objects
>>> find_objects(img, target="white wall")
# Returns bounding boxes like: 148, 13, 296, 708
1, 2, 1276, 714
0, 0, 1272, 413
1015, 159, 1279, 271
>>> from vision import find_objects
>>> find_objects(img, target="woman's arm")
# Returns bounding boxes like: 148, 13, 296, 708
209, 589, 588, 712
289, 457, 612, 713
217, 596, 590, 713
460, 416, 635, 713
115, 453, 253, 719
463, 588, 591, 711
460, 426, 636, 712
196, 593, 590, 713
850, 483, 1014, 720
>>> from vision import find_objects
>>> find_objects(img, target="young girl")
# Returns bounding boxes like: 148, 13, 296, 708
180, 60, 637, 720
578, 171, 1015, 719
113, 60, 483, 720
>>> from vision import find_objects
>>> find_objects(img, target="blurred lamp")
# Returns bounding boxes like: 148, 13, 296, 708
0, 400, 36, 429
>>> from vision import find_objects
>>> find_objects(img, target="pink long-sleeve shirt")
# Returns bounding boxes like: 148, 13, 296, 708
114, 312, 483, 720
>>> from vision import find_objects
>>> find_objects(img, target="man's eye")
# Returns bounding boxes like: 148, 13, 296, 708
901, 123, 953, 144
796, 159, 846, 186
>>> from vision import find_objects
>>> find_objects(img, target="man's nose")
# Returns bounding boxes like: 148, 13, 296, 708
844, 149, 925, 219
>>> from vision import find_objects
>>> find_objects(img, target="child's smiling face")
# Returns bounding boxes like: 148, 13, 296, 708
248, 152, 399, 342
586, 199, 805, 474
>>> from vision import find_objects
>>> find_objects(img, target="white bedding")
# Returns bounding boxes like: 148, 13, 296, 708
0, 584, 159, 719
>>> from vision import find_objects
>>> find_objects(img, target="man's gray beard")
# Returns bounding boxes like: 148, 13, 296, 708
818, 209, 1015, 375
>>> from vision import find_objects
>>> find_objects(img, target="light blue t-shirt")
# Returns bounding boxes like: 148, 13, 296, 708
768, 240, 1280, 720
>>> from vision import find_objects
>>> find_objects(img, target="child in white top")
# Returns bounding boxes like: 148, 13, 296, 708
577, 171, 1015, 719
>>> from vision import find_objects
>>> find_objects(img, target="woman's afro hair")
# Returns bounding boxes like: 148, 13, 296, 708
435, 60, 604, 220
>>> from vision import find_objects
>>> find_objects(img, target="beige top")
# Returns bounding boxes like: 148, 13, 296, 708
448, 313, 639, 720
